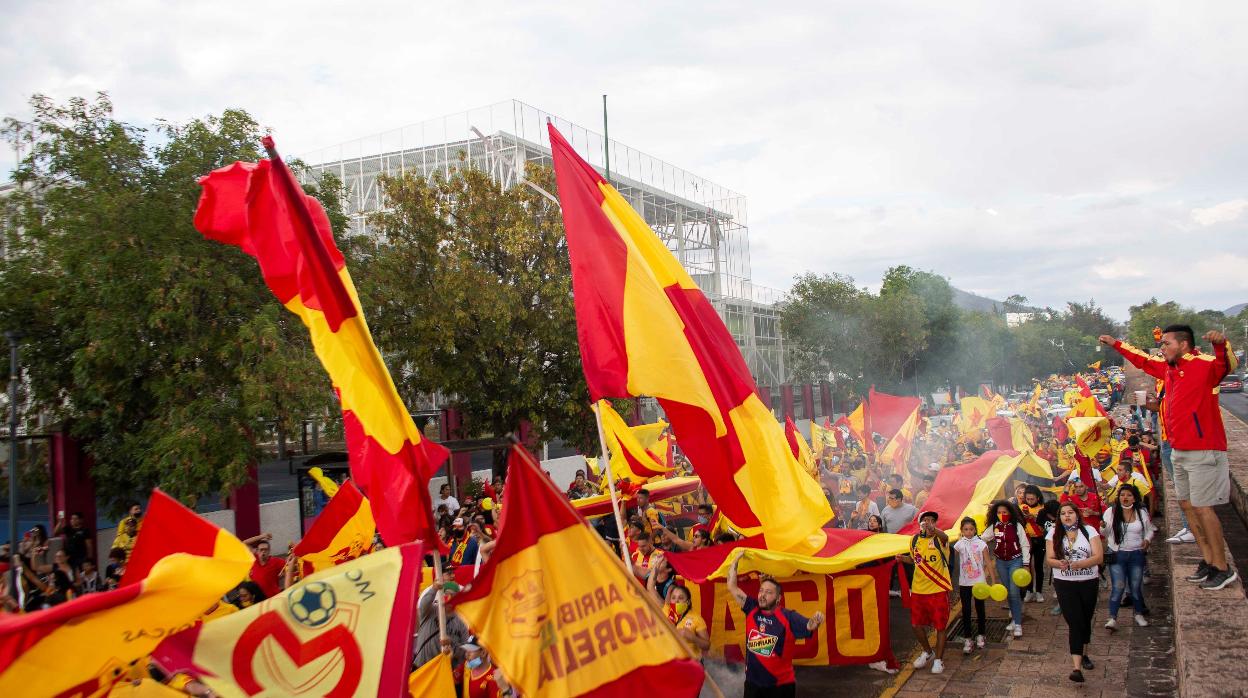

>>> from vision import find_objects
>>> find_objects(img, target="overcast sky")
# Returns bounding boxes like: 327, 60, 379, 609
4, 1, 1247, 320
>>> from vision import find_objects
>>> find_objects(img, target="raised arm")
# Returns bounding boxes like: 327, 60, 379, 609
726, 555, 748, 607
1100, 335, 1166, 379
1206, 331, 1236, 387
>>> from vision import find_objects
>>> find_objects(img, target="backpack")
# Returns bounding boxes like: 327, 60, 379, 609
910, 533, 949, 569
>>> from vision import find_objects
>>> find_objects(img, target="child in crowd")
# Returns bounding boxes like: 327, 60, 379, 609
954, 517, 993, 653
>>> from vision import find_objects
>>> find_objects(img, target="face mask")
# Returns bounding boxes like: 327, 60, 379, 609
666, 600, 690, 622
999, 513, 1011, 523
697, 516, 709, 525
467, 657, 483, 669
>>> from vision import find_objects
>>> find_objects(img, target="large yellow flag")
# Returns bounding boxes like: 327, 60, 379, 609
452, 447, 704, 697
0, 494, 252, 697
810, 420, 828, 456
154, 544, 424, 698
1008, 417, 1035, 450
1068, 395, 1102, 418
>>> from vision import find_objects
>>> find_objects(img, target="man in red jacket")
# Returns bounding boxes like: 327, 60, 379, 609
1101, 326, 1239, 590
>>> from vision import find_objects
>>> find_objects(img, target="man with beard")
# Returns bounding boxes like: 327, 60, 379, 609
727, 555, 825, 697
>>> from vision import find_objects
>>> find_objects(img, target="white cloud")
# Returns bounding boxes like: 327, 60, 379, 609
4, 1, 1248, 320
1192, 198, 1248, 226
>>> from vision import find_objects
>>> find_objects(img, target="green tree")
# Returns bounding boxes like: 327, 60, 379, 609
1124, 298, 1227, 348
0, 94, 335, 510
779, 273, 869, 386
879, 266, 956, 391
359, 162, 599, 456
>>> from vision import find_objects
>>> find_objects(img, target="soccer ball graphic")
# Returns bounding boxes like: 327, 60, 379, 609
288, 581, 337, 627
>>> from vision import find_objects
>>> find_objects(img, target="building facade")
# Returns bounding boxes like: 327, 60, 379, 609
299, 100, 787, 389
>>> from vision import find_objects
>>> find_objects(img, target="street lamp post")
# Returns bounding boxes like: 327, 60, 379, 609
5, 331, 20, 598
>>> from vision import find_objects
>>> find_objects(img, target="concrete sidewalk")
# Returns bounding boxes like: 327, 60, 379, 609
883, 539, 1177, 698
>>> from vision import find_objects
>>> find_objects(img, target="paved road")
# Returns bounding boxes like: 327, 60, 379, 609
1222, 390, 1248, 424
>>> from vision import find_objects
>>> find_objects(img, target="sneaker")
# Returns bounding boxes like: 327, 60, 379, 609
1165, 527, 1190, 543
1034, 593, 1045, 603
931, 659, 945, 674
913, 651, 933, 669
1013, 624, 1023, 638
1177, 530, 1196, 543
1070, 669, 1085, 683
963, 638, 973, 654
1186, 561, 1212, 583
1004, 621, 1015, 632
1105, 617, 1117, 630
1050, 604, 1062, 616
976, 634, 986, 649
868, 660, 898, 674
1082, 655, 1095, 670
1135, 614, 1149, 627
1023, 591, 1035, 602
1200, 567, 1240, 591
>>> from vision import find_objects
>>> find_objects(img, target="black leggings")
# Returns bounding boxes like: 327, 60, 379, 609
1053, 578, 1099, 655
958, 585, 987, 636
1028, 538, 1046, 593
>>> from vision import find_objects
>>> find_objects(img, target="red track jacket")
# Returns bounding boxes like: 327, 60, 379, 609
1110, 339, 1237, 451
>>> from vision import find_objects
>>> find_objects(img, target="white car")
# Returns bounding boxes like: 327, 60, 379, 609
1045, 404, 1072, 418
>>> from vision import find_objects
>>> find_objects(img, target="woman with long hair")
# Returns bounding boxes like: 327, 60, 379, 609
1018, 484, 1048, 603
1047, 502, 1104, 683
981, 500, 1030, 638
1102, 484, 1155, 629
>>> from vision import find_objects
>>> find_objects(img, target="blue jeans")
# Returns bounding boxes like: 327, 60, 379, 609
1160, 440, 1187, 529
1109, 549, 1147, 617
994, 556, 1025, 624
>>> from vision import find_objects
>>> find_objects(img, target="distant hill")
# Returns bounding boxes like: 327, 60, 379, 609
950, 287, 1035, 314
1225, 302, 1247, 316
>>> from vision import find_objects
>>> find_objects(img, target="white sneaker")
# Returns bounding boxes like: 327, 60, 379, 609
1023, 591, 1035, 602
1135, 614, 1149, 627
1013, 624, 1023, 638
1166, 528, 1194, 543
963, 638, 973, 654
976, 634, 986, 649
1005, 621, 1015, 632
1105, 617, 1117, 630
931, 659, 945, 674
868, 660, 898, 674
913, 651, 933, 669
1034, 593, 1045, 603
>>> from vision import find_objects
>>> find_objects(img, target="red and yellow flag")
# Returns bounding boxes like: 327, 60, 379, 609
1069, 416, 1110, 458
194, 138, 449, 546
292, 479, 376, 573
1068, 395, 1103, 419
122, 489, 236, 586
877, 406, 920, 469
958, 396, 991, 434
452, 446, 705, 696
842, 402, 871, 452
784, 416, 818, 479
154, 544, 424, 698
597, 400, 674, 483
0, 493, 252, 697
867, 388, 921, 443
549, 124, 830, 550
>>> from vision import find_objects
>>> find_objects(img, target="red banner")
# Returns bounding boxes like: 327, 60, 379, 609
684, 562, 897, 668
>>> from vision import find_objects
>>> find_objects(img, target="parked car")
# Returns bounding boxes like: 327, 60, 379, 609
1221, 375, 1244, 393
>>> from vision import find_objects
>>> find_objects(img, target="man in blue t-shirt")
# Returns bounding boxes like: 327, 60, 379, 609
727, 555, 825, 697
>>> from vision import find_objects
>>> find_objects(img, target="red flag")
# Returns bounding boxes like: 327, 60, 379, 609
194, 139, 449, 546
1075, 375, 1093, 398
985, 417, 1013, 451
1053, 415, 1070, 442
867, 387, 922, 443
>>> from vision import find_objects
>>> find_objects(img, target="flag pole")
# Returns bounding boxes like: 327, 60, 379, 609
430, 547, 450, 652
591, 400, 633, 565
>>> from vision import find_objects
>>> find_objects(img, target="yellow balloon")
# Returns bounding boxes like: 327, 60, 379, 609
481, 497, 494, 511
1012, 567, 1033, 588
971, 582, 991, 600
989, 583, 1008, 602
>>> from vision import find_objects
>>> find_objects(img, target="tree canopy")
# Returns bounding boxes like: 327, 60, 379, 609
0, 94, 338, 509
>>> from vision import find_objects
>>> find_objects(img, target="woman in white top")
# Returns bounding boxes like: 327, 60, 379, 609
1046, 502, 1104, 684
1101, 484, 1155, 629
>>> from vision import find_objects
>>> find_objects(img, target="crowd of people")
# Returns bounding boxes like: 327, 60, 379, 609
0, 325, 1235, 696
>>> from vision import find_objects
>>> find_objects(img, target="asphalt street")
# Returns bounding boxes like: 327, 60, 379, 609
1222, 390, 1248, 424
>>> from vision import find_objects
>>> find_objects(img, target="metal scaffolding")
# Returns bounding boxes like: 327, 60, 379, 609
300, 100, 786, 385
